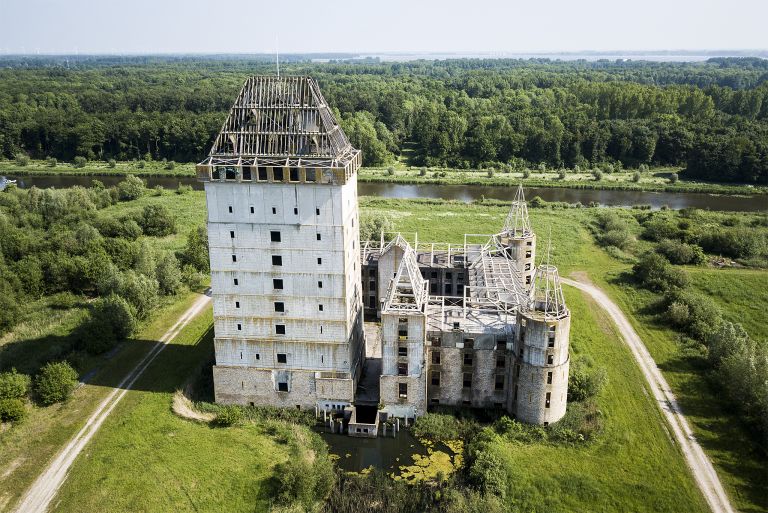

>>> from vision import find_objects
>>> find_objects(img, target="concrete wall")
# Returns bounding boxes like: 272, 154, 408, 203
207, 176, 364, 408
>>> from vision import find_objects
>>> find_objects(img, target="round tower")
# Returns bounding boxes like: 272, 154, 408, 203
511, 264, 570, 425
499, 185, 536, 288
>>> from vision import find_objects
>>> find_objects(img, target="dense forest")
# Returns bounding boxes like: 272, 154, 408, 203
0, 56, 767, 183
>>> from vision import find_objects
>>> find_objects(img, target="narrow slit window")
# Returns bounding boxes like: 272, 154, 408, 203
228, 206, 233, 213
231, 254, 237, 262
318, 304, 323, 311
230, 230, 235, 238
318, 281, 323, 289
233, 278, 238, 286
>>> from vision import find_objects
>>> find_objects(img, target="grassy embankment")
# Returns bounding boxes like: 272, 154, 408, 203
2, 159, 766, 195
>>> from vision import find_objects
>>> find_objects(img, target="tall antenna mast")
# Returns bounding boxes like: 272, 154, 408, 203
275, 35, 280, 77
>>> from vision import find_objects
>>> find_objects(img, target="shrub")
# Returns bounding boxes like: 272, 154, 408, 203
107, 158, 117, 168
139, 204, 176, 236
117, 175, 146, 201
663, 288, 722, 340
156, 253, 183, 295
117, 270, 159, 320
176, 183, 192, 195
46, 157, 57, 167
180, 264, 206, 289
522, 169, 531, 179
632, 252, 689, 291
568, 362, 608, 401
152, 185, 164, 196
387, 167, 395, 176
419, 167, 427, 176
213, 405, 244, 427
468, 449, 507, 498
0, 369, 31, 399
93, 294, 136, 340
698, 227, 766, 260
558, 169, 566, 180
14, 153, 30, 166
136, 160, 146, 169
632, 171, 641, 182
73, 156, 87, 168
360, 214, 393, 241
179, 225, 210, 272
412, 413, 463, 441
657, 239, 706, 265
143, 152, 152, 162
486, 169, 494, 178
592, 169, 603, 181
669, 172, 679, 184
35, 361, 78, 405
0, 398, 26, 423
164, 160, 175, 170
274, 439, 335, 510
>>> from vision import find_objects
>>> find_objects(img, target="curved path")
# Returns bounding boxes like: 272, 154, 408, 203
12, 293, 212, 513
562, 278, 735, 513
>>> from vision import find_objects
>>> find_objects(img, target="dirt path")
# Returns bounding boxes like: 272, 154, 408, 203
12, 293, 212, 513
562, 278, 735, 513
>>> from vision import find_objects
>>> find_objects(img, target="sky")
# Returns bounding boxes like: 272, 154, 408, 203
1, 0, 766, 55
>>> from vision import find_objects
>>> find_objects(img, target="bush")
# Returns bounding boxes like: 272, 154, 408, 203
107, 158, 116, 168
0, 369, 31, 399
117, 175, 146, 201
632, 253, 689, 292
136, 160, 146, 169
0, 398, 26, 423
213, 405, 244, 427
568, 362, 608, 401
412, 413, 463, 441
86, 294, 137, 350
387, 167, 395, 176
468, 449, 507, 498
632, 171, 641, 182
669, 172, 679, 184
698, 227, 767, 260
419, 167, 427, 176
657, 239, 706, 265
73, 156, 88, 168
592, 169, 603, 181
179, 225, 210, 272
522, 169, 531, 179
156, 253, 183, 295
558, 169, 567, 179
46, 157, 57, 167
181, 264, 206, 289
176, 183, 192, 195
14, 153, 30, 166
360, 214, 393, 241
663, 288, 722, 340
35, 361, 78, 405
274, 438, 335, 510
165, 160, 175, 170
139, 204, 176, 236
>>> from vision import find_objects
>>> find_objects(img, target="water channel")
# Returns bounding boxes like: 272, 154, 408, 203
5, 174, 766, 211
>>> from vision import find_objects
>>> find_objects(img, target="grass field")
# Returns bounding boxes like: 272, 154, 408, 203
494, 287, 708, 512
0, 291, 207, 512
50, 308, 291, 513
686, 267, 768, 342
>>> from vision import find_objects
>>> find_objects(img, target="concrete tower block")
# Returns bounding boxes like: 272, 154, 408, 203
199, 76, 365, 410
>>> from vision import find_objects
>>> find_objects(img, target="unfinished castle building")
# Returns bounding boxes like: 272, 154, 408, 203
198, 75, 571, 428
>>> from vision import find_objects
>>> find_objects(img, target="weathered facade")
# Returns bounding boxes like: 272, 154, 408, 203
200, 76, 571, 427
198, 76, 365, 411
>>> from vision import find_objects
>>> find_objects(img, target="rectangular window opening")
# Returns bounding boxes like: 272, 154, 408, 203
277, 353, 287, 363
270, 231, 281, 242
398, 383, 408, 398
274, 302, 285, 313
273, 279, 284, 289
275, 324, 286, 335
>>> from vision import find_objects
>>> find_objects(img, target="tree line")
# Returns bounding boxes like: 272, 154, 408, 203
0, 56, 767, 183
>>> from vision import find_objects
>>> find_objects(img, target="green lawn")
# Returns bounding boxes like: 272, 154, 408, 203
0, 291, 207, 512
492, 287, 708, 512
686, 267, 768, 342
50, 308, 290, 513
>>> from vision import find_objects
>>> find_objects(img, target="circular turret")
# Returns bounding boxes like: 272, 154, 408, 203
510, 264, 570, 425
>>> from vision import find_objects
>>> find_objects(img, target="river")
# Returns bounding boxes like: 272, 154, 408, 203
5, 174, 766, 212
